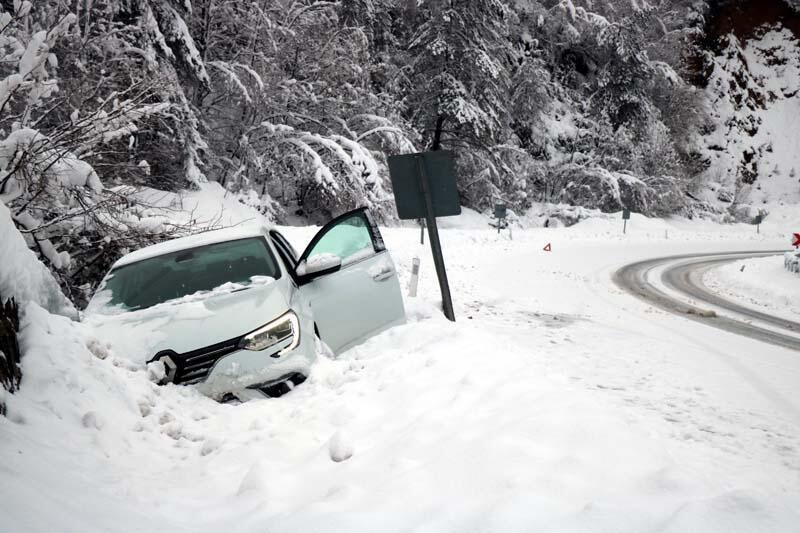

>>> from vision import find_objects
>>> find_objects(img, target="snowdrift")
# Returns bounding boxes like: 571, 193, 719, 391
0, 201, 73, 316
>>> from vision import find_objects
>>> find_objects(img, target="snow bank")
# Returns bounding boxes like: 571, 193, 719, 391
436, 206, 490, 229
0, 201, 72, 315
2, 184, 800, 532
0, 303, 199, 531
705, 255, 800, 322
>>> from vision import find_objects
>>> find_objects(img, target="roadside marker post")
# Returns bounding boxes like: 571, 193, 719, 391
388, 151, 460, 322
754, 214, 763, 234
622, 208, 631, 234
408, 256, 420, 297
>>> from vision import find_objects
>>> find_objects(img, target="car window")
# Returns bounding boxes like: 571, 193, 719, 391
307, 213, 375, 266
94, 237, 280, 312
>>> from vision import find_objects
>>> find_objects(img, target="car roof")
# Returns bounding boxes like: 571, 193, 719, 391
112, 224, 272, 269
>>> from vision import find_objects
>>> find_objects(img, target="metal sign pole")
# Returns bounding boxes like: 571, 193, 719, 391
416, 155, 455, 322
622, 208, 630, 235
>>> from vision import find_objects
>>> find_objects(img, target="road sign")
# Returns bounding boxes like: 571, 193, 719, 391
543, 243, 552, 252
491, 203, 510, 236
388, 151, 459, 322
793, 233, 800, 248
388, 151, 461, 220
622, 209, 631, 220
754, 214, 763, 234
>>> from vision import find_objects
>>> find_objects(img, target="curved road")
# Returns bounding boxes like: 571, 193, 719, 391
614, 251, 800, 352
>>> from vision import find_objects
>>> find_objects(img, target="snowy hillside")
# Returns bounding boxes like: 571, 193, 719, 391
701, 26, 800, 213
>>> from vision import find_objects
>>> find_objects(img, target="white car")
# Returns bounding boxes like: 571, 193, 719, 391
85, 208, 405, 400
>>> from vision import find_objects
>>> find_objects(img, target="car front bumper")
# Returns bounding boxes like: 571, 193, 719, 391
195, 330, 317, 400
150, 318, 317, 400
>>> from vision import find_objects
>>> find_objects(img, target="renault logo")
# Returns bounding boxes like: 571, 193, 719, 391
152, 351, 178, 384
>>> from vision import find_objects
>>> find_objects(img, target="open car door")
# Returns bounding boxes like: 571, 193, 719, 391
296, 208, 405, 354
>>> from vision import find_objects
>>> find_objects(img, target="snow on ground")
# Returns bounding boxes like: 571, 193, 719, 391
700, 204, 800, 322
705, 255, 800, 322
2, 196, 800, 532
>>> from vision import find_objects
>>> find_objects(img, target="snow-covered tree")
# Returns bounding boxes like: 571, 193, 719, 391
0, 2, 208, 304
191, 0, 416, 221
406, 0, 513, 150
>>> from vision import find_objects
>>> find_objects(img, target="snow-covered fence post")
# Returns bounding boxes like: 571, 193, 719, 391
0, 295, 21, 416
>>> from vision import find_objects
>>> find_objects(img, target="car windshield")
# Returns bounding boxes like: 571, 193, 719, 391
94, 237, 280, 312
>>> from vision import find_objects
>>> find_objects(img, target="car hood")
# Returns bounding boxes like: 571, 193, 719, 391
86, 279, 291, 364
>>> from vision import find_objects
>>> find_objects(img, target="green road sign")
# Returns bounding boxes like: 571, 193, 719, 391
388, 151, 461, 220
494, 204, 507, 220
387, 151, 460, 322
622, 208, 631, 220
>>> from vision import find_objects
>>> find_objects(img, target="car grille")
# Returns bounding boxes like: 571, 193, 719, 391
151, 336, 243, 385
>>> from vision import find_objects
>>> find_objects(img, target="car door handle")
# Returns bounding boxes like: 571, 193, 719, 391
372, 267, 394, 282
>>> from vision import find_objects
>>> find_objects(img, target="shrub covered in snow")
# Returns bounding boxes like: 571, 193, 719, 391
785, 250, 800, 274
554, 165, 679, 215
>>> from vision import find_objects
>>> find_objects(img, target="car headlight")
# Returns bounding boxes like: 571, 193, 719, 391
239, 311, 300, 355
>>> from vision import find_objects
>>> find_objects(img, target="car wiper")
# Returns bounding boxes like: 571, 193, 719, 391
231, 286, 251, 293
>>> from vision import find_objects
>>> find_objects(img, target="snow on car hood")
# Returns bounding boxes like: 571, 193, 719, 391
84, 278, 291, 365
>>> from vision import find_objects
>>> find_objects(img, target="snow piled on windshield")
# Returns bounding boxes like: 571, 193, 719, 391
86, 275, 276, 316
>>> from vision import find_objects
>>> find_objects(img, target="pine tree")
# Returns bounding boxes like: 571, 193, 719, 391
406, 0, 513, 150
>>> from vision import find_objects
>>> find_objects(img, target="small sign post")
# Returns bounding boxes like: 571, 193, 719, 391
792, 233, 800, 248
490, 203, 511, 238
388, 151, 460, 322
622, 208, 631, 234
754, 214, 763, 234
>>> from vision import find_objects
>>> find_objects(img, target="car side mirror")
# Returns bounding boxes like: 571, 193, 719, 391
297, 253, 342, 280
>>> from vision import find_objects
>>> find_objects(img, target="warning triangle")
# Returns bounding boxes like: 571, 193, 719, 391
543, 243, 552, 252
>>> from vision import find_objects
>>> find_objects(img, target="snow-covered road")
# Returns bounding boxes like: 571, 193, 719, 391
2, 209, 800, 532
615, 251, 800, 351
